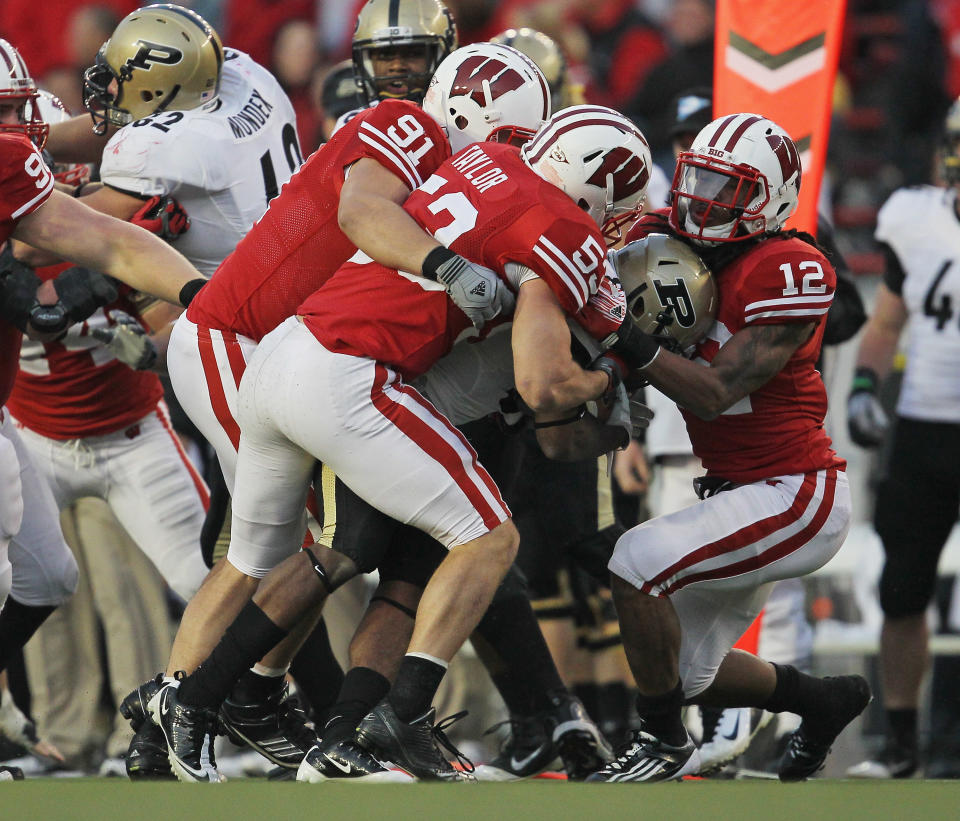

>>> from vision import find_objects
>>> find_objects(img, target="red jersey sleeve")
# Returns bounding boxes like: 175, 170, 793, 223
0, 134, 54, 241
736, 239, 835, 327
344, 100, 451, 191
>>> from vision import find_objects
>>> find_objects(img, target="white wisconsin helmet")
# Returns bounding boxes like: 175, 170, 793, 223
521, 105, 651, 245
422, 42, 550, 153
35, 91, 91, 186
0, 38, 47, 149
670, 113, 801, 245
612, 233, 717, 355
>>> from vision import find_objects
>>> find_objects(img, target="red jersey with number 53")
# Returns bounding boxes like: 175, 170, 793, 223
0, 134, 55, 405
627, 213, 845, 483
186, 99, 450, 341
301, 142, 611, 379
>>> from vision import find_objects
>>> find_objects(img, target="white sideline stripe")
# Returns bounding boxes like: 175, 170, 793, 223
744, 294, 833, 311
745, 307, 831, 322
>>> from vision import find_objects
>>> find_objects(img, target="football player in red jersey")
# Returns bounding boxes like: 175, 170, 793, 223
0, 40, 206, 763
146, 104, 652, 783
586, 114, 871, 783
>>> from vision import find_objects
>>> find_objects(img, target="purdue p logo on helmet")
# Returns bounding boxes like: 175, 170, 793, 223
82, 4, 223, 134
611, 233, 717, 355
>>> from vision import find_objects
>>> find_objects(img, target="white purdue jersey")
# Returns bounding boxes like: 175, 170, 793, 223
99, 49, 301, 274
875, 185, 960, 423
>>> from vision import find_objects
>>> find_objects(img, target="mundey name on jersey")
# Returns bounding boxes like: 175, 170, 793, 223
448, 145, 508, 193
227, 88, 276, 139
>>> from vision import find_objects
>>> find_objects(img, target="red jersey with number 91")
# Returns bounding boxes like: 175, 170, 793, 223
301, 142, 610, 379
0, 133, 55, 405
627, 213, 845, 483
186, 99, 450, 341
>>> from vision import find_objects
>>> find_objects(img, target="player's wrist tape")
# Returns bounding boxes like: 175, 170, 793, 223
533, 406, 586, 429
851, 366, 880, 394
179, 278, 207, 307
421, 246, 457, 282
603, 320, 661, 370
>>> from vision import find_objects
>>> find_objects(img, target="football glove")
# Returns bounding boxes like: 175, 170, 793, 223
52, 266, 118, 324
91, 311, 157, 370
423, 247, 515, 329
131, 195, 190, 240
628, 391, 655, 439
847, 367, 889, 447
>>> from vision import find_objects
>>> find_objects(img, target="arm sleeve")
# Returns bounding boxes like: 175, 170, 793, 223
880, 242, 906, 295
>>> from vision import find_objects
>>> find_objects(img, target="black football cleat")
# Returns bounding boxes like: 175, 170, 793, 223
119, 675, 163, 733
550, 692, 614, 780
474, 714, 555, 781
125, 720, 174, 781
586, 727, 700, 783
296, 739, 414, 783
220, 681, 318, 769
148, 680, 222, 783
779, 674, 872, 782
356, 699, 475, 782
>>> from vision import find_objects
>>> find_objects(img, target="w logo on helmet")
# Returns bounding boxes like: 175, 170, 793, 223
586, 147, 649, 201
449, 55, 524, 106
767, 133, 801, 183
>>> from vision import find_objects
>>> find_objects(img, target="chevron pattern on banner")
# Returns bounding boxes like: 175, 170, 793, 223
726, 32, 826, 93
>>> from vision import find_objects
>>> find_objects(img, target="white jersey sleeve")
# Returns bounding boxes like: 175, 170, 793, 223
99, 50, 301, 274
875, 185, 960, 423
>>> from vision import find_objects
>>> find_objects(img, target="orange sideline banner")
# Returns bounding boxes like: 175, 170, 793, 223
714, 0, 847, 234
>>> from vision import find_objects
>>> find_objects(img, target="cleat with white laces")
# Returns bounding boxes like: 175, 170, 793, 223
356, 700, 476, 782
586, 727, 700, 783
698, 706, 773, 775
297, 739, 414, 783
148, 678, 222, 783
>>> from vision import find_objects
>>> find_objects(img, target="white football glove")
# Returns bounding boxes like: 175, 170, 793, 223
847, 390, 889, 447
434, 253, 516, 329
91, 310, 157, 370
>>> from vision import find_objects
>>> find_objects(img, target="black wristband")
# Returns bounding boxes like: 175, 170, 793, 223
533, 406, 586, 429
851, 366, 880, 394
421, 246, 457, 282
179, 278, 207, 307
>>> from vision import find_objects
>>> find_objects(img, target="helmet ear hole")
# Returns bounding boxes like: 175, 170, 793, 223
455, 115, 468, 130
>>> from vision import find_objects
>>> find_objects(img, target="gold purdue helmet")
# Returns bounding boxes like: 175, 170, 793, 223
490, 29, 566, 104
352, 0, 457, 105
611, 233, 717, 355
83, 4, 223, 135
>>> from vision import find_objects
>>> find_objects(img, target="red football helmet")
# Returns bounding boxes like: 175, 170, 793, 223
0, 38, 48, 150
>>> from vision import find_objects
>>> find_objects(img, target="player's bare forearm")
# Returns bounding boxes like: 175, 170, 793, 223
513, 279, 608, 413
854, 283, 907, 378
643, 321, 814, 420
535, 411, 629, 461
46, 114, 112, 163
14, 191, 201, 306
338, 158, 438, 273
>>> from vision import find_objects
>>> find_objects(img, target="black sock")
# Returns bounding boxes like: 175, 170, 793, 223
574, 683, 601, 724
389, 655, 446, 722
887, 708, 918, 752
178, 601, 287, 710
322, 667, 391, 747
598, 682, 631, 746
763, 663, 828, 718
289, 618, 344, 724
230, 668, 285, 704
475, 576, 564, 715
0, 599, 56, 674
634, 680, 686, 746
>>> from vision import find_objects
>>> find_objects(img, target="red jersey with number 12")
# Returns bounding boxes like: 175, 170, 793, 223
0, 134, 55, 405
302, 142, 611, 379
627, 213, 845, 482
186, 99, 450, 341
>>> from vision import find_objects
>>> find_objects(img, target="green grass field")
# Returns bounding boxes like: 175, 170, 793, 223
6, 780, 960, 821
